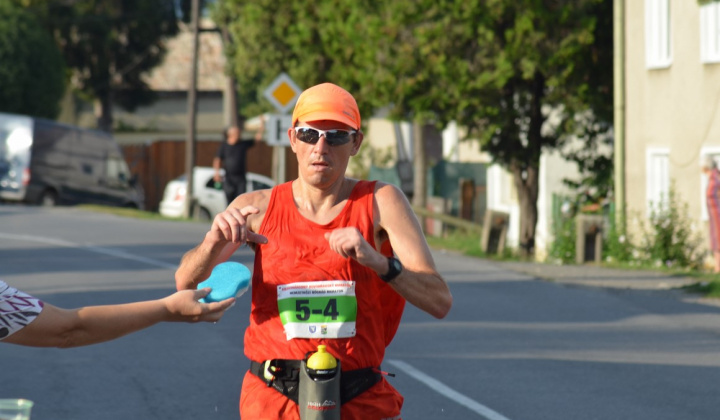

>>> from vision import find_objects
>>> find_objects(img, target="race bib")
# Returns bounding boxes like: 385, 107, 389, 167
277, 280, 357, 340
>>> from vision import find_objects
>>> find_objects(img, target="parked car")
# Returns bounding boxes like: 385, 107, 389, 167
159, 167, 275, 220
0, 112, 143, 208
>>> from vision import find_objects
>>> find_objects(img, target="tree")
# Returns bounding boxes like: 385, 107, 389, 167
340, 0, 612, 256
213, 0, 384, 121
19, 0, 180, 132
445, 0, 613, 256
367, 1, 478, 209
214, 0, 435, 206
0, 1, 65, 119
216, 0, 613, 257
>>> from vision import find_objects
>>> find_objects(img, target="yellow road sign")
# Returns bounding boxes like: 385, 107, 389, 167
263, 73, 302, 114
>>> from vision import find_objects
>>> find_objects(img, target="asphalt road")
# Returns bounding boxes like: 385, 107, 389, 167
2, 205, 720, 420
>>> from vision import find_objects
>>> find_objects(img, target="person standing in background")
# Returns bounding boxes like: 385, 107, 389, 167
213, 117, 266, 204
703, 155, 720, 273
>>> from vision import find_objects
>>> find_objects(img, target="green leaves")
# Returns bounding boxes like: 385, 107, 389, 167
0, 1, 65, 118
216, 0, 612, 252
20, 0, 179, 120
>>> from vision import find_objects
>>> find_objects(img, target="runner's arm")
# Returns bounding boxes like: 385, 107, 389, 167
324, 183, 452, 318
374, 183, 452, 318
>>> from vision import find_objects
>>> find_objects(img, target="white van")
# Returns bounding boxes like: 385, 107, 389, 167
0, 112, 143, 208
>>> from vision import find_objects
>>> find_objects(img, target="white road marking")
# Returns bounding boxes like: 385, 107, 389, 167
386, 359, 512, 420
0, 232, 176, 269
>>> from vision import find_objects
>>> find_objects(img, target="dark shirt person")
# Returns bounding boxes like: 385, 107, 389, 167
213, 119, 265, 204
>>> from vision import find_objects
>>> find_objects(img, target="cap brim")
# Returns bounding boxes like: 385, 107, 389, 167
293, 111, 359, 130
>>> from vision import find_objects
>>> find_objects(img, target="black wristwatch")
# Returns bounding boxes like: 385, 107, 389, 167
380, 257, 403, 283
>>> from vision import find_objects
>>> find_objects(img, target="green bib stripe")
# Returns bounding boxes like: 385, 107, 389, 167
278, 296, 358, 325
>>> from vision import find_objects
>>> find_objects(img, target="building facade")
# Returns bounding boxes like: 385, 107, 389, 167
624, 0, 720, 263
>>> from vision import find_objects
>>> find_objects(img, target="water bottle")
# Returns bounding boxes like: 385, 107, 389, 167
298, 345, 341, 420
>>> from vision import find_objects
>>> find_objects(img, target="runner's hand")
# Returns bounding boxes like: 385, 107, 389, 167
325, 227, 384, 270
209, 205, 268, 245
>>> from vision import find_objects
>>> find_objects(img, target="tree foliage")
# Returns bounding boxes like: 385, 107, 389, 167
216, 0, 613, 255
444, 1, 612, 255
0, 1, 65, 119
18, 0, 180, 131
213, 0, 383, 121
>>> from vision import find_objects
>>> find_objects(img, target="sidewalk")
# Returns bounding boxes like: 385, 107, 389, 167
491, 260, 698, 290
492, 260, 720, 308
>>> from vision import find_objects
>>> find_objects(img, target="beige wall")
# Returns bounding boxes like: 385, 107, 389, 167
625, 0, 720, 259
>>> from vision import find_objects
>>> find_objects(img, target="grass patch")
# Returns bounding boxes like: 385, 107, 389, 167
425, 230, 521, 261
426, 231, 484, 257
682, 276, 720, 298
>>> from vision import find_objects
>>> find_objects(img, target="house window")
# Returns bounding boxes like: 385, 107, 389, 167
700, 1, 720, 63
645, 0, 672, 69
646, 148, 670, 214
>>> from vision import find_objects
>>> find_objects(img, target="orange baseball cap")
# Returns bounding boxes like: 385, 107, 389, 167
291, 83, 361, 130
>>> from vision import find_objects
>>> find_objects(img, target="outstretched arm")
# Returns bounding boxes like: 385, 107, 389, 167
3, 288, 235, 348
324, 183, 452, 319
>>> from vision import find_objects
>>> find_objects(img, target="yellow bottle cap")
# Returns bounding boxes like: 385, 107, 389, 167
306, 345, 337, 370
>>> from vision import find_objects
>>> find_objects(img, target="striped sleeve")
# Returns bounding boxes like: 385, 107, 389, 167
0, 280, 44, 340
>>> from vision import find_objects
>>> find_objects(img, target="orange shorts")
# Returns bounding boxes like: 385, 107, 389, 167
239, 370, 403, 420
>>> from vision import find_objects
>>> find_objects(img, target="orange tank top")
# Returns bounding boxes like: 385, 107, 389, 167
244, 180, 405, 370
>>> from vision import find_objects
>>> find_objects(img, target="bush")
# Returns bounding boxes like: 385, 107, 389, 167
603, 221, 634, 264
550, 184, 702, 271
603, 204, 635, 264
549, 215, 576, 264
640, 186, 704, 270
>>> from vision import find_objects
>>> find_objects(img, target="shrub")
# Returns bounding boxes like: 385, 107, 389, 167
603, 206, 635, 264
640, 186, 704, 270
549, 215, 576, 264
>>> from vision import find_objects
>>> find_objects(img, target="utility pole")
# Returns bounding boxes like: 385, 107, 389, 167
613, 0, 626, 232
412, 120, 427, 233
183, 0, 200, 219
220, 26, 239, 128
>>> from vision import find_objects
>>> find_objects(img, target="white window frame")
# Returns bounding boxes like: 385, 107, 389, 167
646, 147, 670, 215
700, 147, 720, 221
700, 1, 720, 63
645, 0, 672, 69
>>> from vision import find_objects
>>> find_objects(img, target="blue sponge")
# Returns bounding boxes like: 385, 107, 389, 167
197, 262, 251, 303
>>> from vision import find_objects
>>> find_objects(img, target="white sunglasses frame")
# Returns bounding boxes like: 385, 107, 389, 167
293, 127, 357, 146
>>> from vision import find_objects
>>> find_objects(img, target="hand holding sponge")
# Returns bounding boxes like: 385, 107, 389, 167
197, 262, 251, 303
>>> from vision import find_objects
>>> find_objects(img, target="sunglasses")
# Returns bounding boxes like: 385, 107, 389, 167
293, 127, 356, 146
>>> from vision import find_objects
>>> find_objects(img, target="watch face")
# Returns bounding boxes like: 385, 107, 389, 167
382, 257, 402, 282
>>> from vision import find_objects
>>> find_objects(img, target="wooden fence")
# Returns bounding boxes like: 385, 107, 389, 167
122, 140, 296, 211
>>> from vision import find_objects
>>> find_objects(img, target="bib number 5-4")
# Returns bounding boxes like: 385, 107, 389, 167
277, 280, 357, 339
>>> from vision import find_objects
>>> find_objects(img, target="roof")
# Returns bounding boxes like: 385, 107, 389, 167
142, 19, 228, 92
